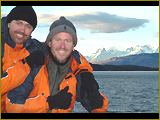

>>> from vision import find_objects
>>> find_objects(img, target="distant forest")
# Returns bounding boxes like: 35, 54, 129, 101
90, 63, 159, 71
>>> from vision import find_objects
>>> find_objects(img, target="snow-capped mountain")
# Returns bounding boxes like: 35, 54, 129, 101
154, 47, 159, 53
127, 45, 155, 55
86, 45, 159, 63
93, 53, 159, 68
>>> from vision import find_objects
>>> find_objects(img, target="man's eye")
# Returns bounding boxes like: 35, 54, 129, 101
26, 25, 32, 29
66, 39, 72, 43
16, 22, 20, 25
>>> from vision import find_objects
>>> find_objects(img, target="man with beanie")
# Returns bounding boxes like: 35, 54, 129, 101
6, 16, 108, 113
1, 6, 46, 113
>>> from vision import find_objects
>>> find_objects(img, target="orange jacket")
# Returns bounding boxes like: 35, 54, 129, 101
6, 49, 108, 113
1, 17, 47, 113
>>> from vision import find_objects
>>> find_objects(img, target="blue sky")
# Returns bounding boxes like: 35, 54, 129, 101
1, 6, 159, 56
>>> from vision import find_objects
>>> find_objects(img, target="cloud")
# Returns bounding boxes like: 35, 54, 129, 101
153, 32, 159, 37
67, 12, 150, 33
77, 35, 88, 40
37, 13, 57, 23
1, 12, 8, 18
37, 11, 149, 34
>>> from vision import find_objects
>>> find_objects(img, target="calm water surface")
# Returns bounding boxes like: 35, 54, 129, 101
72, 71, 159, 113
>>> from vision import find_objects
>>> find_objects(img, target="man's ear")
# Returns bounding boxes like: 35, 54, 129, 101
8, 23, 11, 28
48, 41, 51, 47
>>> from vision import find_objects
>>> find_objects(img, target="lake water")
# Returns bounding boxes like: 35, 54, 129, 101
72, 71, 159, 113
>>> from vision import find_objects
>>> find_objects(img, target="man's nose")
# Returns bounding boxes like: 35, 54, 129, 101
20, 25, 25, 33
60, 40, 65, 48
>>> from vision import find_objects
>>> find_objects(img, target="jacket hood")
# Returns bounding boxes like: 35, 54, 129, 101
1, 17, 9, 35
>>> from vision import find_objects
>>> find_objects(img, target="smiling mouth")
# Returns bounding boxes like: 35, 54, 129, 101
58, 51, 65, 53
17, 34, 24, 38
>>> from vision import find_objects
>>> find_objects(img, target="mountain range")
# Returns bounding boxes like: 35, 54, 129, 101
85, 45, 159, 63
84, 45, 159, 68
90, 63, 159, 71
93, 53, 159, 68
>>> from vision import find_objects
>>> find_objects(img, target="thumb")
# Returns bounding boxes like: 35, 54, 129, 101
61, 86, 69, 93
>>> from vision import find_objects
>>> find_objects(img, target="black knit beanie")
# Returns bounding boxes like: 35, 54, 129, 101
45, 16, 77, 47
7, 6, 37, 31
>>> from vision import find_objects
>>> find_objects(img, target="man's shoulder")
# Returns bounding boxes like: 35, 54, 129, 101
72, 49, 82, 64
29, 38, 45, 48
31, 38, 42, 44
27, 39, 48, 56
